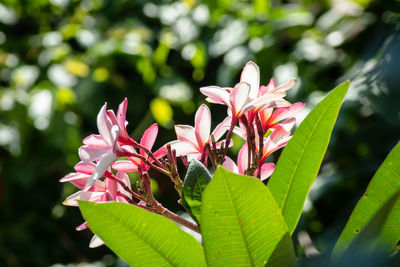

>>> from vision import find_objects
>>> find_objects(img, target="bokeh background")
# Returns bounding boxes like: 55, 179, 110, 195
0, 0, 399, 266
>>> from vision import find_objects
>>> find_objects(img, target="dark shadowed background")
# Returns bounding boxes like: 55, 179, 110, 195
0, 0, 399, 266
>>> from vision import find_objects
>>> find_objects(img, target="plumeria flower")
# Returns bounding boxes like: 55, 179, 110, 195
259, 102, 305, 134
60, 161, 106, 192
224, 119, 295, 180
258, 119, 295, 163
112, 123, 166, 172
61, 170, 132, 247
200, 61, 294, 120
78, 99, 132, 191
61, 167, 132, 206
112, 98, 134, 145
169, 104, 231, 160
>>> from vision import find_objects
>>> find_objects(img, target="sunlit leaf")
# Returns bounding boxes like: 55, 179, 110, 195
201, 167, 296, 267
268, 81, 350, 234
79, 201, 206, 267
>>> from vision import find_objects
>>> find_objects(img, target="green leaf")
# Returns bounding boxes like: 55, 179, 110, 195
341, 192, 400, 258
79, 201, 206, 267
182, 159, 212, 224
201, 167, 296, 267
332, 141, 400, 257
268, 81, 350, 234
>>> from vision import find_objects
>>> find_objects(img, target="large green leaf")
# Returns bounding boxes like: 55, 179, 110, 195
201, 167, 296, 267
332, 141, 400, 257
79, 201, 206, 267
182, 159, 212, 224
342, 192, 400, 258
268, 81, 350, 234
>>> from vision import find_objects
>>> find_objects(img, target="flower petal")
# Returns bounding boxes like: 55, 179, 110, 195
259, 108, 273, 130
89, 235, 104, 248
63, 191, 104, 206
222, 156, 239, 174
82, 134, 108, 148
262, 99, 291, 110
116, 171, 132, 199
106, 177, 118, 200
97, 103, 113, 146
244, 92, 287, 113
211, 116, 232, 141
74, 161, 97, 175
195, 104, 211, 147
237, 143, 249, 174
273, 78, 297, 92
112, 160, 138, 172
76, 221, 88, 231
60, 172, 105, 191
230, 82, 250, 117
260, 163, 275, 181
268, 102, 305, 124
187, 153, 202, 161
153, 145, 167, 159
117, 98, 128, 127
84, 152, 117, 191
174, 125, 197, 148
259, 78, 276, 95
200, 86, 230, 106
240, 61, 260, 99
168, 140, 199, 157
140, 123, 158, 151
78, 145, 110, 162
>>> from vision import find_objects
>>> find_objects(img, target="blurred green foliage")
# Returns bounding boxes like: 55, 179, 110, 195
0, 0, 399, 266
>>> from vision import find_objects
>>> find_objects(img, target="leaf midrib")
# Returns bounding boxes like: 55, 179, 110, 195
222, 175, 254, 267
89, 203, 176, 266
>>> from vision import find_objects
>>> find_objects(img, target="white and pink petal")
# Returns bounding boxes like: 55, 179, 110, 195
195, 104, 211, 146
240, 61, 260, 99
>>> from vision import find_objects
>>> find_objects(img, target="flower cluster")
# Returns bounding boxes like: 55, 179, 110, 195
60, 61, 304, 246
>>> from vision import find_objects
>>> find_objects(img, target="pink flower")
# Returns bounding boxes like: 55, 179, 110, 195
223, 120, 294, 180
61, 166, 132, 206
200, 61, 294, 120
112, 123, 166, 172
259, 120, 295, 163
78, 99, 131, 190
169, 104, 231, 160
259, 102, 305, 134
61, 167, 132, 248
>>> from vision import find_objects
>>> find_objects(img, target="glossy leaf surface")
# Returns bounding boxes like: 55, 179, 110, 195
79, 201, 206, 267
201, 167, 296, 267
182, 159, 212, 224
268, 81, 350, 233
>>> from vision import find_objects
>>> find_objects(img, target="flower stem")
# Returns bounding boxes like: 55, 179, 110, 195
223, 117, 237, 159
166, 144, 183, 198
255, 115, 264, 179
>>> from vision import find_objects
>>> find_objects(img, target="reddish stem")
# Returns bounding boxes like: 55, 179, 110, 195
223, 117, 237, 159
